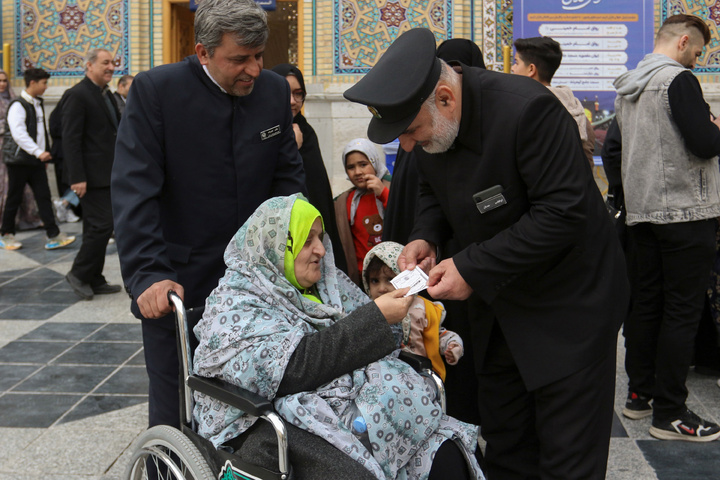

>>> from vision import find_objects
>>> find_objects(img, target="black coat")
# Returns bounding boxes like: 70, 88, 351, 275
412, 66, 629, 390
111, 55, 306, 316
62, 77, 120, 187
294, 113, 347, 272
382, 146, 419, 245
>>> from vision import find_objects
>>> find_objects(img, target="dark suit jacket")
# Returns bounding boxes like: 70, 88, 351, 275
112, 91, 126, 116
62, 77, 120, 187
111, 55, 305, 317
412, 66, 629, 390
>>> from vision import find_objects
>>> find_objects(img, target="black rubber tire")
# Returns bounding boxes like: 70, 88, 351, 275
125, 425, 215, 480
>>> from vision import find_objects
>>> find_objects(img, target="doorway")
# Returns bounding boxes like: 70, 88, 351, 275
164, 0, 298, 68
264, 1, 299, 69
164, 0, 196, 65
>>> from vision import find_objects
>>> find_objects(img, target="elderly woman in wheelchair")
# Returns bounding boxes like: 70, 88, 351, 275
180, 195, 482, 479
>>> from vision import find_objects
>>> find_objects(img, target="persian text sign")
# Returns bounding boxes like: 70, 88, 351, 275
516, 0, 653, 120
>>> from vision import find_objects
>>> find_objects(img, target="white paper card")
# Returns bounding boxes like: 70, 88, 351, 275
391, 267, 429, 296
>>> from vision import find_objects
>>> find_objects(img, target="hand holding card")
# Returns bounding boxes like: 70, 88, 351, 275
391, 267, 429, 296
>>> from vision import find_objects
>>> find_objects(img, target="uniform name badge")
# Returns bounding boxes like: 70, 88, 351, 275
260, 125, 281, 141
476, 194, 507, 214
473, 185, 506, 214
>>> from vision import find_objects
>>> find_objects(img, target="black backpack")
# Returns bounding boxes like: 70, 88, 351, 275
48, 91, 67, 161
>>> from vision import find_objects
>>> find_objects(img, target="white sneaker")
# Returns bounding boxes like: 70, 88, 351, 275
0, 234, 22, 250
45, 232, 76, 250
65, 208, 80, 223
53, 199, 68, 222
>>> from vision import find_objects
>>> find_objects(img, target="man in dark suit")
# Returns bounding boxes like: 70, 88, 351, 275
112, 74, 133, 116
63, 48, 122, 300
345, 29, 629, 479
111, 0, 305, 428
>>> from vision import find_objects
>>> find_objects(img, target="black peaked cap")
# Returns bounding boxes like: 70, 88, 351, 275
343, 28, 440, 144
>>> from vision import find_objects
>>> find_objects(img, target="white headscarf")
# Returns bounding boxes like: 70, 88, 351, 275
342, 138, 389, 225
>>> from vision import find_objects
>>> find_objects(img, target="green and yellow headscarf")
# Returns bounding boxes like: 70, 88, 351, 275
284, 198, 324, 303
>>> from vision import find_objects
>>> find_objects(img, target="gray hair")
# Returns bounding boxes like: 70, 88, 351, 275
86, 48, 111, 67
423, 60, 461, 109
195, 0, 269, 56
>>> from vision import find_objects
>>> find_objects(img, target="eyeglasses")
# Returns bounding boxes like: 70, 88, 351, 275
291, 90, 306, 102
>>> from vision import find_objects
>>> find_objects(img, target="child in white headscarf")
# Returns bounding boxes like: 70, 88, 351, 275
362, 241, 464, 381
334, 138, 390, 285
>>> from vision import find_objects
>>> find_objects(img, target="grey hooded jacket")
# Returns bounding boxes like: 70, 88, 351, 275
614, 53, 720, 225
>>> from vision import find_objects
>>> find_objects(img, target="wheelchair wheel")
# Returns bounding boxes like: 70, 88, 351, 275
125, 425, 214, 480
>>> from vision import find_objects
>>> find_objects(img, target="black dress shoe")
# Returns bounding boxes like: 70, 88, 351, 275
66, 272, 94, 300
92, 283, 122, 295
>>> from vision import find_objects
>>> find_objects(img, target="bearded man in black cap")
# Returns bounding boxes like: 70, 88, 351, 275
345, 28, 628, 479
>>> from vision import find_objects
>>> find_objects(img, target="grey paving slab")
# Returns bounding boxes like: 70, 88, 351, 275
127, 349, 145, 365
4, 289, 80, 305
0, 340, 74, 363
18, 322, 104, 341
0, 304, 71, 320
95, 366, 149, 395
637, 440, 720, 480
59, 395, 148, 424
13, 365, 116, 393
0, 393, 82, 427
52, 342, 143, 366
86, 323, 142, 342
0, 364, 41, 390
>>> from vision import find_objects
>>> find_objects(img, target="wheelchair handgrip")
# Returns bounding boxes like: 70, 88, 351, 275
187, 375, 275, 418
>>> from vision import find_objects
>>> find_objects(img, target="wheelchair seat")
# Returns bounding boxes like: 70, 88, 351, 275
125, 291, 446, 480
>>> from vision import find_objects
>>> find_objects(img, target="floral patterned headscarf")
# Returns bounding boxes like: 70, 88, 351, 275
192, 195, 482, 480
362, 241, 404, 293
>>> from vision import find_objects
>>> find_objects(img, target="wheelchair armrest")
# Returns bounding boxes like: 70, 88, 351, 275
398, 351, 433, 372
187, 375, 275, 418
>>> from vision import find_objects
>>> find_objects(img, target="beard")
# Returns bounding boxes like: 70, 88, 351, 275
422, 101, 460, 154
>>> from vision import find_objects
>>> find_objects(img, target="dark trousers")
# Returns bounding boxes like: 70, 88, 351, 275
70, 187, 113, 286
1, 164, 58, 237
141, 315, 182, 428
624, 219, 717, 420
442, 299, 481, 425
478, 323, 616, 480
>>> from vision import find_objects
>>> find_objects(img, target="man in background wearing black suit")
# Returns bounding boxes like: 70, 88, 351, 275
63, 48, 122, 300
112, 74, 133, 116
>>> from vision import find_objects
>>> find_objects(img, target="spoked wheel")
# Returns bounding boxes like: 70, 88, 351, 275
125, 425, 215, 480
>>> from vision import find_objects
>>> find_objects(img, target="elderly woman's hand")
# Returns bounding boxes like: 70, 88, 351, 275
374, 287, 413, 324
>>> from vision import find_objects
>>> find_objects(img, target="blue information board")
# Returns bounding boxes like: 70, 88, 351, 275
515, 0, 654, 130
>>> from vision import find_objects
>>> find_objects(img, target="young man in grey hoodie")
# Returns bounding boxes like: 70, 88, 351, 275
614, 14, 720, 442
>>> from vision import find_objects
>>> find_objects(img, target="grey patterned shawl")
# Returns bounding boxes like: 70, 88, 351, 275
193, 195, 482, 479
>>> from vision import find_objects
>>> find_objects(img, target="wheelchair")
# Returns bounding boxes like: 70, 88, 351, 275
125, 291, 446, 480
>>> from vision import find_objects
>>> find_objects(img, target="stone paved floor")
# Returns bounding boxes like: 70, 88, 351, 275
1, 221, 719, 479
